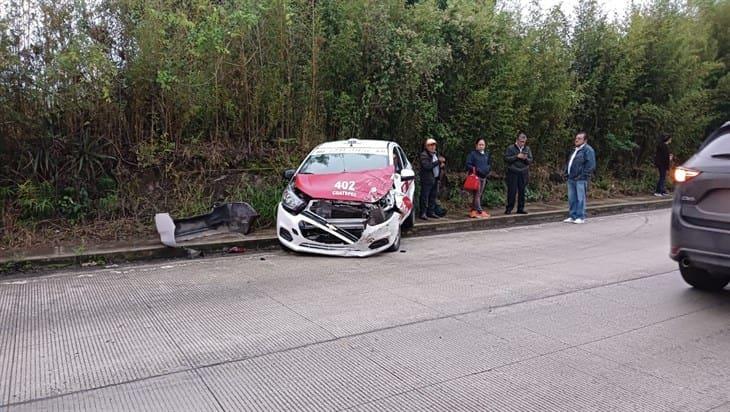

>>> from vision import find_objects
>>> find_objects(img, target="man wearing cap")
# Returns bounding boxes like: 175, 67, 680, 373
418, 138, 445, 220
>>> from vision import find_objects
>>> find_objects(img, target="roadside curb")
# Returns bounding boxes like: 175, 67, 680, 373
1, 198, 671, 274
406, 198, 672, 236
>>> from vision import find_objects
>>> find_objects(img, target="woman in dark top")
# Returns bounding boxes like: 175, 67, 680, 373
654, 134, 672, 196
465, 138, 491, 218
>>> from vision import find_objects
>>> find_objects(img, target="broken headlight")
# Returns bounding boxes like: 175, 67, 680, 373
368, 192, 396, 226
282, 183, 307, 214
377, 192, 396, 210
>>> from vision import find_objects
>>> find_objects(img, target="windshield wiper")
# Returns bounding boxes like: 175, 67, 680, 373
711, 153, 730, 159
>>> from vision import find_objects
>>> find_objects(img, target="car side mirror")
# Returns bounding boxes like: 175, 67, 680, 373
400, 169, 415, 181
283, 169, 296, 181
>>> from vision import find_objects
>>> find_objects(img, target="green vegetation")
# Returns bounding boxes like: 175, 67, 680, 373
1, 0, 728, 247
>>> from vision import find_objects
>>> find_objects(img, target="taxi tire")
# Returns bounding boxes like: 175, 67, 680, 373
279, 240, 296, 254
386, 229, 401, 252
401, 209, 415, 230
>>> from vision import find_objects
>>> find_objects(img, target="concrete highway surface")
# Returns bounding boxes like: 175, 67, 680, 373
2, 209, 729, 411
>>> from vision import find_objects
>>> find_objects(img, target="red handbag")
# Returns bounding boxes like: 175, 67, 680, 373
463, 167, 480, 192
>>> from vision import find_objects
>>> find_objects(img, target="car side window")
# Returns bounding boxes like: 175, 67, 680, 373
395, 147, 409, 170
392, 148, 404, 172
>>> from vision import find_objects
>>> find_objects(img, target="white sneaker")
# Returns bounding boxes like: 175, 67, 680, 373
573, 218, 585, 224
653, 193, 663, 197
563, 217, 575, 223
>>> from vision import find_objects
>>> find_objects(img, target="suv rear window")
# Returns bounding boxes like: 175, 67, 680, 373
299, 153, 389, 174
701, 134, 730, 158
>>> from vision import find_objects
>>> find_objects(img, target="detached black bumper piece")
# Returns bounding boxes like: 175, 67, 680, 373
155, 202, 259, 247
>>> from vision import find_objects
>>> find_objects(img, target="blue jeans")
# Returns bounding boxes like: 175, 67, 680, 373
567, 179, 587, 219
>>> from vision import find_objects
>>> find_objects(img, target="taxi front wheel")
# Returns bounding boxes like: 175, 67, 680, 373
386, 229, 401, 252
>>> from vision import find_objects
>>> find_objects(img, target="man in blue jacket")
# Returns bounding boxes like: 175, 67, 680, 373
564, 132, 596, 224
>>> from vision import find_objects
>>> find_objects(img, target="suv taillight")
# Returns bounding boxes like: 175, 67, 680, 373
673, 167, 701, 183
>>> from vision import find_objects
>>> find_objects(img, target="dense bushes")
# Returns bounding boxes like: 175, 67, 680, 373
1, 0, 728, 244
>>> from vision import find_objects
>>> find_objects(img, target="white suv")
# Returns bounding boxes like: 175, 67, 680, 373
276, 139, 416, 257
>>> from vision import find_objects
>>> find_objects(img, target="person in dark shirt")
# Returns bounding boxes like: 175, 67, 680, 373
504, 131, 533, 214
465, 138, 491, 218
654, 134, 672, 197
418, 138, 445, 220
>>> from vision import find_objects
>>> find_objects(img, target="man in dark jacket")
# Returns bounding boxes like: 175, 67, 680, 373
654, 134, 672, 196
504, 131, 533, 214
563, 131, 596, 224
418, 138, 444, 220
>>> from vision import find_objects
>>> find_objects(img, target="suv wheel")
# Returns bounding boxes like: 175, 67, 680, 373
680, 263, 730, 291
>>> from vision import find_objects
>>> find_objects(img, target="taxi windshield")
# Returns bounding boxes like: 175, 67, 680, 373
299, 153, 389, 174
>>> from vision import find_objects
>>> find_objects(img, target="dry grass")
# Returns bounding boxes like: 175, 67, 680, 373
1, 213, 156, 252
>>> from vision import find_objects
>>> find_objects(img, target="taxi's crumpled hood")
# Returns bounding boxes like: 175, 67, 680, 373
294, 167, 394, 203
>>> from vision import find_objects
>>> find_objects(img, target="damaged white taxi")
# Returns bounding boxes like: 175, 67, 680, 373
276, 139, 416, 257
